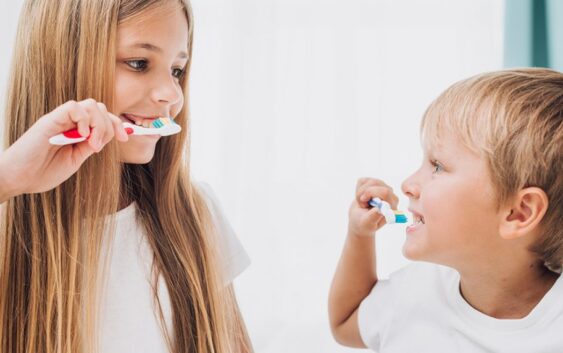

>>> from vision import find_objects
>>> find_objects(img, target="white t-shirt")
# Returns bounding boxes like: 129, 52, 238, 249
358, 262, 563, 353
97, 182, 251, 353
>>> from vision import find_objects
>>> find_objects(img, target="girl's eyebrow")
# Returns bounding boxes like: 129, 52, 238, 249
127, 42, 188, 59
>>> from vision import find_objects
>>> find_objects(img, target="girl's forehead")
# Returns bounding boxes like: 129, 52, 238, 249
117, 3, 187, 37
117, 6, 189, 52
119, 2, 184, 25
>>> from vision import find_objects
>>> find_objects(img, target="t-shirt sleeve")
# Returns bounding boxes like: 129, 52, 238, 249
196, 181, 251, 284
358, 264, 415, 351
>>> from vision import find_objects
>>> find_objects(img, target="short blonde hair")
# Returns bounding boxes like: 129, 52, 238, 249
421, 68, 563, 270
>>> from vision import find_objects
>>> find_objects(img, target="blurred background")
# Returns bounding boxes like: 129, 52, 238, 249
1, 0, 562, 352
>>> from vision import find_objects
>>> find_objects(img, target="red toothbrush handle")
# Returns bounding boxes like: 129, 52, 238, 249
62, 128, 90, 139
62, 127, 134, 138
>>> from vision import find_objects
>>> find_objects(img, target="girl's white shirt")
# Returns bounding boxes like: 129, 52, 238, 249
97, 182, 250, 353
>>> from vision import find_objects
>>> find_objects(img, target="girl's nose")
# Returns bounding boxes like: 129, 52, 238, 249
150, 77, 182, 107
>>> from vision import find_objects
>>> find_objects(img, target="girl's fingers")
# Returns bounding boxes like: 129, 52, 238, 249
40, 100, 90, 138
64, 101, 92, 138
79, 99, 105, 151
99, 103, 115, 146
99, 103, 128, 142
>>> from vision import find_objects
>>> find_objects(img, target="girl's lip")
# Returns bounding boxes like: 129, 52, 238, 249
121, 113, 159, 124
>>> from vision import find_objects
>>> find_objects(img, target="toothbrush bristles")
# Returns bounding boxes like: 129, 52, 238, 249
151, 117, 174, 128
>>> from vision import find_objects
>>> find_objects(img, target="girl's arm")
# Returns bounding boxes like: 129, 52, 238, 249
328, 178, 399, 347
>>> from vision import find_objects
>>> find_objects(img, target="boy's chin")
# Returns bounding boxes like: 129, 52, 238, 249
402, 240, 434, 262
402, 242, 454, 268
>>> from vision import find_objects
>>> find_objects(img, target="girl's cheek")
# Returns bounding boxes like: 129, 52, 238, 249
171, 95, 184, 116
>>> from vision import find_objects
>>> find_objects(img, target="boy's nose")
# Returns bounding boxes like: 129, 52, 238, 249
401, 174, 420, 199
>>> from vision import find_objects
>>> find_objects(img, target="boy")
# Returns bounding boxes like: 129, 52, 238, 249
329, 68, 563, 352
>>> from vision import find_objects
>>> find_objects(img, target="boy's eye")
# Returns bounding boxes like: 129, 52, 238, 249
125, 59, 148, 71
431, 160, 444, 174
172, 68, 185, 79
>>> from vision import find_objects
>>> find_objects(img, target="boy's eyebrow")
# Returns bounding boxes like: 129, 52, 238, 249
127, 42, 189, 59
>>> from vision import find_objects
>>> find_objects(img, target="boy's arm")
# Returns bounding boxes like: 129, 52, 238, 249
329, 177, 399, 347
328, 229, 376, 347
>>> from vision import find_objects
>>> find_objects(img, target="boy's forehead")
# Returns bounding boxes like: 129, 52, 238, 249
422, 132, 472, 160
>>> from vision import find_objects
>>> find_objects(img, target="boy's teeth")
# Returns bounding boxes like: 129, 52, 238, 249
414, 215, 425, 224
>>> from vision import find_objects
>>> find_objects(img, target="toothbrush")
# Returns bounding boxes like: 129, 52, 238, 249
49, 117, 181, 146
368, 197, 408, 224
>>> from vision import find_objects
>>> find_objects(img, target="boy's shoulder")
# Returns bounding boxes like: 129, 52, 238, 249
384, 261, 457, 289
363, 262, 457, 311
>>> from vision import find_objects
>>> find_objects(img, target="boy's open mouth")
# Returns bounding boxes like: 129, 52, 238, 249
409, 209, 425, 225
407, 211, 425, 234
413, 215, 425, 225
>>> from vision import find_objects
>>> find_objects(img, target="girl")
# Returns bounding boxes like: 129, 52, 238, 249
0, 1, 252, 353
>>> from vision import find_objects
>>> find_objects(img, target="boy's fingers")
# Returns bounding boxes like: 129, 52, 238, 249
358, 185, 398, 208
363, 206, 385, 229
356, 177, 369, 189
356, 178, 377, 200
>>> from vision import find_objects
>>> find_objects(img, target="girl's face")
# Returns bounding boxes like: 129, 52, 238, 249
400, 131, 501, 269
114, 6, 189, 164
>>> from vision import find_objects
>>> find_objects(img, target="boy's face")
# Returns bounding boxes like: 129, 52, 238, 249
114, 6, 189, 164
401, 131, 501, 268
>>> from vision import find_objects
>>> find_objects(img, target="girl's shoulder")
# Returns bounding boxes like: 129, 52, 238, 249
192, 180, 251, 282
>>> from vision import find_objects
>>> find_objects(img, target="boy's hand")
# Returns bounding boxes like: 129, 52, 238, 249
348, 177, 399, 237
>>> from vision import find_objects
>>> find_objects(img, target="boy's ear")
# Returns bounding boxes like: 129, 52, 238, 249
498, 187, 548, 240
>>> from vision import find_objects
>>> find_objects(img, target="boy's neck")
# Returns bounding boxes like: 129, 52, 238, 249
458, 259, 559, 319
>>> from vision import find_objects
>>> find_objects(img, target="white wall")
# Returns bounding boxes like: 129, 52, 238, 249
1, 1, 504, 352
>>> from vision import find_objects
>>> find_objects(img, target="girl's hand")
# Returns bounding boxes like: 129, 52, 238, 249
348, 177, 399, 237
0, 99, 128, 199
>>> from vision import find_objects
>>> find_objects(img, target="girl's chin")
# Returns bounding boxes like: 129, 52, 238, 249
118, 137, 160, 163
121, 156, 155, 164
119, 149, 157, 164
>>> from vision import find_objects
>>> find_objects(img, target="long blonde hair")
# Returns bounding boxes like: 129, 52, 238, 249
0, 1, 250, 352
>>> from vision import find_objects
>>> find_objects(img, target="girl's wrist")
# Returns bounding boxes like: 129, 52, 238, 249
0, 153, 18, 203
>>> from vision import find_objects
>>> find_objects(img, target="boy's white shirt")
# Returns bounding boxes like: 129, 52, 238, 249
97, 181, 251, 353
358, 262, 563, 353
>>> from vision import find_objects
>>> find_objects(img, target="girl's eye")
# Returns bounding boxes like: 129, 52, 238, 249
172, 68, 185, 79
431, 160, 444, 174
125, 59, 148, 71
